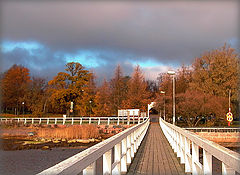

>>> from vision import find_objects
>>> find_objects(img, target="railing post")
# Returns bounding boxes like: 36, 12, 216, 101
121, 138, 127, 173
24, 118, 27, 124
83, 162, 96, 175
71, 118, 74, 125
98, 118, 101, 125
222, 162, 235, 175
39, 118, 41, 124
113, 143, 121, 175
126, 135, 131, 164
63, 118, 65, 125
47, 118, 49, 125
176, 132, 181, 157
192, 142, 199, 175
55, 118, 57, 125
17, 118, 19, 123
80, 118, 82, 125
32, 118, 34, 124
108, 118, 110, 125
184, 137, 191, 173
89, 117, 91, 124
179, 134, 185, 164
133, 131, 137, 153
203, 149, 212, 175
130, 133, 134, 158
117, 117, 119, 125
103, 149, 112, 175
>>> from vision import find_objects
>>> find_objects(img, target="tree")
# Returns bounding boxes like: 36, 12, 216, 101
176, 90, 227, 127
109, 65, 128, 114
23, 77, 47, 117
122, 65, 151, 111
1, 64, 31, 114
175, 65, 192, 94
146, 80, 159, 99
93, 79, 112, 116
75, 72, 96, 116
190, 44, 239, 117
190, 44, 238, 99
48, 62, 92, 114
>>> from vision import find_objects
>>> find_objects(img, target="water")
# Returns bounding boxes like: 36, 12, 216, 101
0, 146, 239, 175
0, 148, 84, 175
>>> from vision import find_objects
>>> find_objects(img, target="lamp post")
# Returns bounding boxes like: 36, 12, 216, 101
228, 90, 231, 112
167, 70, 176, 125
160, 91, 166, 120
22, 102, 25, 117
89, 100, 92, 117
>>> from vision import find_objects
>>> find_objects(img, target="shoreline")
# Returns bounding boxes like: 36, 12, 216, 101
0, 137, 102, 151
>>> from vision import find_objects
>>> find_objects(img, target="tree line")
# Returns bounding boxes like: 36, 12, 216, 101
0, 44, 239, 126
0, 63, 151, 117
156, 44, 239, 126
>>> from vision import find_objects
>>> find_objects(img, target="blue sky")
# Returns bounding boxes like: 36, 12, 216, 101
1, 1, 239, 82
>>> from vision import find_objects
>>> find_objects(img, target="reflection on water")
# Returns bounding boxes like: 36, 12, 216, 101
0, 148, 84, 175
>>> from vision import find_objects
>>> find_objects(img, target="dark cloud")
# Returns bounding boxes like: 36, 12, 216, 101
1, 47, 66, 79
1, 1, 239, 81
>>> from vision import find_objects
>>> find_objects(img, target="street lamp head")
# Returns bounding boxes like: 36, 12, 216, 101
160, 91, 165, 94
22, 102, 25, 105
167, 70, 175, 75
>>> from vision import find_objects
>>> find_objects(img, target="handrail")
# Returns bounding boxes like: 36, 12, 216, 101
0, 116, 147, 126
184, 127, 240, 132
37, 118, 150, 175
160, 118, 240, 175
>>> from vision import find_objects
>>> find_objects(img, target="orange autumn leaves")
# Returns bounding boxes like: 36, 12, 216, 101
1, 44, 239, 127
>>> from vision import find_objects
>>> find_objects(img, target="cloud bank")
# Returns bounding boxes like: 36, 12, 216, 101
1, 1, 239, 82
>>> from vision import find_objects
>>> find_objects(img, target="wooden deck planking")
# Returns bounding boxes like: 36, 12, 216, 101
127, 123, 185, 175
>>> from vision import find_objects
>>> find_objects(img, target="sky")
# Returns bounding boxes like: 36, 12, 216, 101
0, 0, 239, 84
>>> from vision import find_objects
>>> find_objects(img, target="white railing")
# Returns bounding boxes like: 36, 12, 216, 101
37, 118, 150, 175
0, 116, 147, 126
160, 118, 240, 175
184, 127, 240, 133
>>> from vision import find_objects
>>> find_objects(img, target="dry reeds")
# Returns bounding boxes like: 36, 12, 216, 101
37, 125, 99, 139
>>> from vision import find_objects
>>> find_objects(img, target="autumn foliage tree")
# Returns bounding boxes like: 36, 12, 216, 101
93, 79, 112, 116
23, 77, 47, 117
122, 65, 151, 111
1, 64, 31, 114
48, 62, 93, 114
75, 72, 96, 116
190, 44, 239, 113
109, 65, 128, 115
176, 90, 227, 127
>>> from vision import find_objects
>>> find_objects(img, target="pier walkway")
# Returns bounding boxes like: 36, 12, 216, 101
127, 123, 185, 175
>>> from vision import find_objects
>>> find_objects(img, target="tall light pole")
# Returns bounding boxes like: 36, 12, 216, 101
89, 100, 92, 117
160, 91, 166, 120
229, 90, 231, 112
22, 102, 25, 117
168, 70, 176, 125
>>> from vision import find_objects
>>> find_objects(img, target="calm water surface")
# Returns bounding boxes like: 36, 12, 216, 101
0, 147, 239, 175
0, 148, 84, 175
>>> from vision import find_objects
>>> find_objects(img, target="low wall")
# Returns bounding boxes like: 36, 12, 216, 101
195, 132, 240, 147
